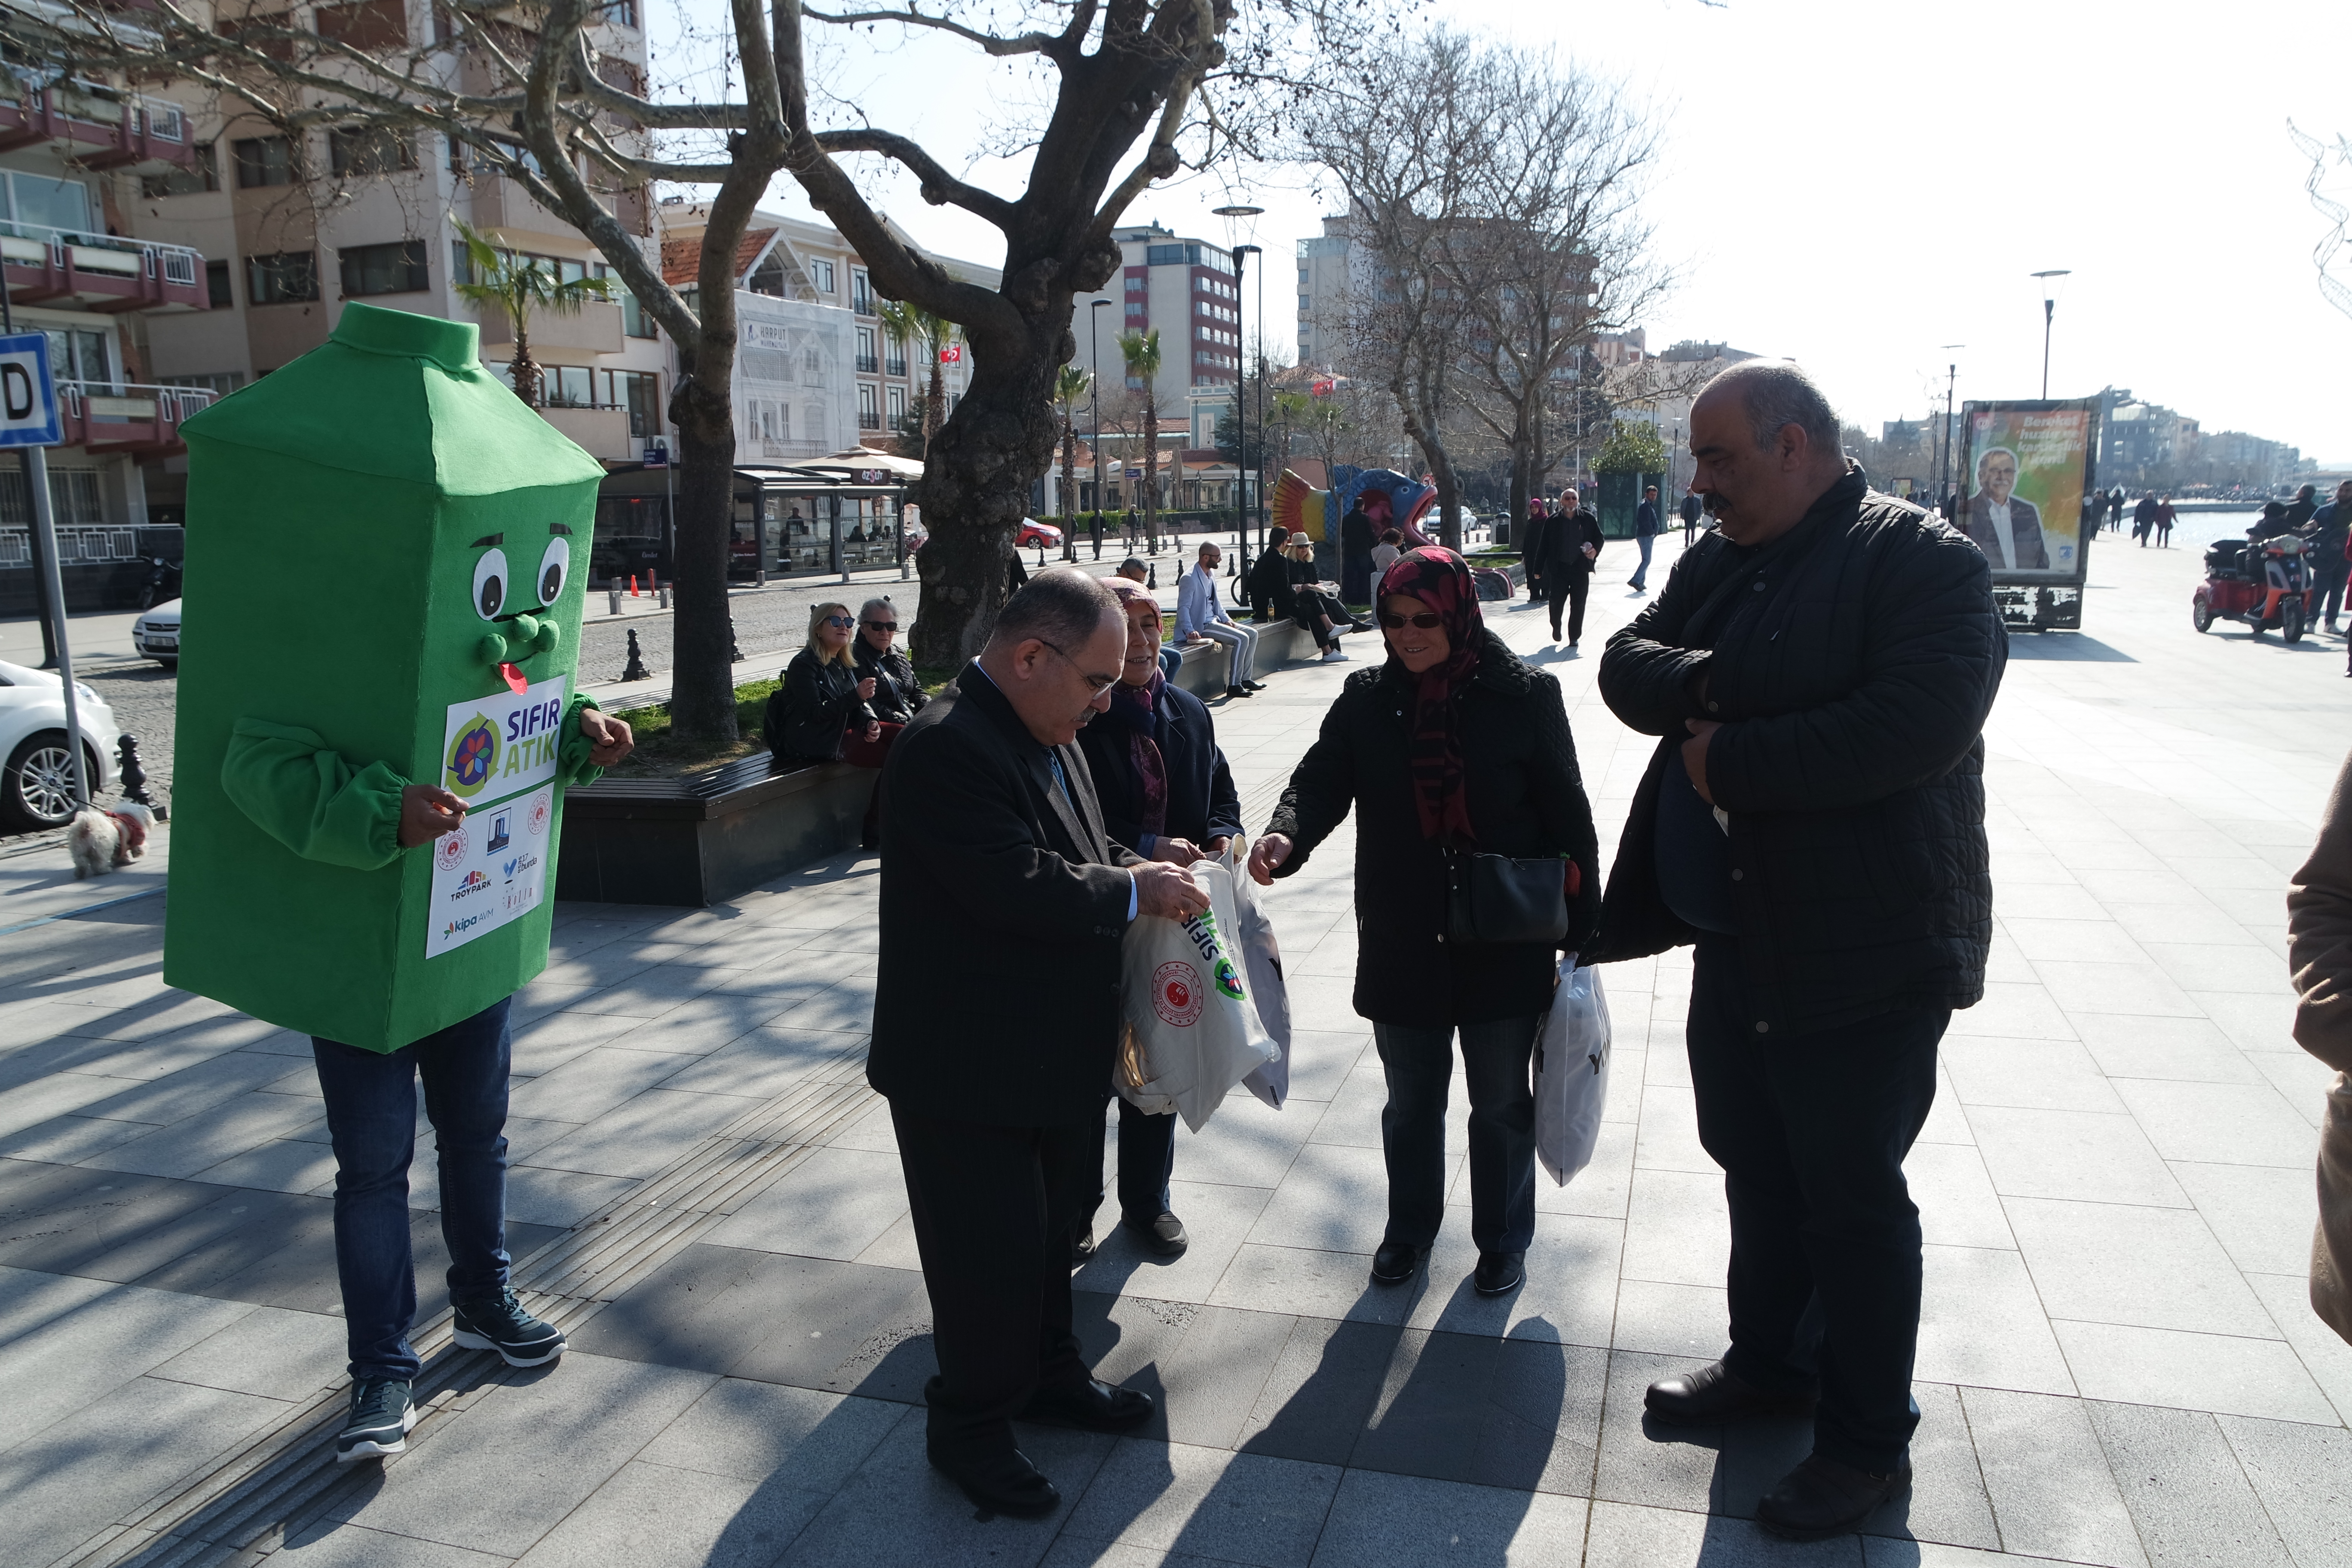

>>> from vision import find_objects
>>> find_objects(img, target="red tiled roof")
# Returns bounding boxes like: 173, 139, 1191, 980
660, 227, 777, 287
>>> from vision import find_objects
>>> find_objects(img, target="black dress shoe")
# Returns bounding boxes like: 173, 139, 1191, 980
1755, 1455, 1911, 1541
1021, 1376, 1154, 1432
1472, 1250, 1524, 1295
1122, 1210, 1188, 1258
927, 1443, 1061, 1518
1644, 1360, 1816, 1426
1225, 684, 1250, 700
1070, 1228, 1096, 1268
1370, 1240, 1421, 1285
1243, 680, 1268, 691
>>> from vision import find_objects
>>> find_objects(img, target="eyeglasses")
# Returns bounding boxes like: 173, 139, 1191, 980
861, 620, 897, 632
1038, 639, 1120, 698
822, 616, 854, 630
1378, 611, 1445, 631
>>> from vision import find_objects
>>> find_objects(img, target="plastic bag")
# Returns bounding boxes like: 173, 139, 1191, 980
1534, 954, 1611, 1185
1224, 839, 1292, 1109
1118, 857, 1280, 1132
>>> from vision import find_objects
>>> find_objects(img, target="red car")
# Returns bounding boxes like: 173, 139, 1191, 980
1016, 518, 1063, 548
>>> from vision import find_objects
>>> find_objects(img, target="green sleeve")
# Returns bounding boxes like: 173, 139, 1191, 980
558, 693, 606, 788
221, 719, 409, 870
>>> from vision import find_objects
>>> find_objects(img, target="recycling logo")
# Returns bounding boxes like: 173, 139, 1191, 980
445, 714, 499, 798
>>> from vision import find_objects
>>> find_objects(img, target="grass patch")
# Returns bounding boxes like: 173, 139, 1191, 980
604, 677, 778, 778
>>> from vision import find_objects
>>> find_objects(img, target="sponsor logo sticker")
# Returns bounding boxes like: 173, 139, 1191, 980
1153, 960, 1204, 1027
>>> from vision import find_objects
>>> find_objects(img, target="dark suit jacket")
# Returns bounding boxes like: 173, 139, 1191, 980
1961, 493, 2049, 570
1077, 680, 1243, 853
868, 661, 1143, 1125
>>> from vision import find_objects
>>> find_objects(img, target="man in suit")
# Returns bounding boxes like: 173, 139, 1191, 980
1960, 447, 2049, 570
870, 570, 1210, 1518
1529, 492, 1606, 646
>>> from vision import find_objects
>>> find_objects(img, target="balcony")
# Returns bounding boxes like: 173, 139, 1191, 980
56, 381, 215, 458
0, 78, 196, 173
884, 357, 907, 378
855, 354, 879, 374
858, 411, 882, 431
2, 226, 209, 313
536, 404, 632, 462
476, 300, 622, 355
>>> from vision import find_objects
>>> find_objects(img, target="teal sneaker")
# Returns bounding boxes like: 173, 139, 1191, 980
335, 1377, 416, 1463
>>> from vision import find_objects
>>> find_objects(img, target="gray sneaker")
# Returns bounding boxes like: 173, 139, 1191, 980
335, 1377, 416, 1463
451, 1289, 566, 1367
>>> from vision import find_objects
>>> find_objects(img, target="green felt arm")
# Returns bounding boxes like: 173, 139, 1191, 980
221, 718, 409, 870
558, 693, 606, 788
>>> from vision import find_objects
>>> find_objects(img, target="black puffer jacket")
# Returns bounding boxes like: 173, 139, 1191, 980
764, 647, 874, 763
1265, 629, 1603, 1027
853, 635, 927, 726
1586, 465, 2007, 1036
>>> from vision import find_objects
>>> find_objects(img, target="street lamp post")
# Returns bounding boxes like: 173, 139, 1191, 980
1938, 346, 1963, 512
1089, 299, 1110, 554
1214, 205, 1265, 587
2030, 271, 2070, 399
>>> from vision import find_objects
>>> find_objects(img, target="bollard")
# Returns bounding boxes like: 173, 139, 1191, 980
622, 628, 651, 681
659, 585, 671, 610
607, 583, 622, 616
756, 566, 767, 587
117, 733, 164, 818
1147, 563, 1158, 590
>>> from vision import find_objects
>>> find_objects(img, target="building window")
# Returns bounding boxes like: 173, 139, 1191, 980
205, 258, 233, 308
1, 172, 92, 235
328, 126, 415, 178
858, 383, 879, 430
43, 328, 110, 387
233, 136, 300, 189
315, 0, 407, 50
1125, 275, 1145, 293
811, 259, 835, 293
160, 371, 248, 398
803, 347, 821, 381
621, 289, 655, 338
545, 365, 594, 408
604, 0, 640, 26
607, 369, 660, 435
887, 386, 905, 421
851, 269, 872, 315
246, 251, 319, 304
855, 327, 876, 374
339, 239, 429, 297
140, 143, 220, 198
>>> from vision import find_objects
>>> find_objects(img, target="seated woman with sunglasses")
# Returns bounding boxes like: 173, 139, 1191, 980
766, 601, 897, 842
852, 597, 928, 726
1249, 548, 1602, 1298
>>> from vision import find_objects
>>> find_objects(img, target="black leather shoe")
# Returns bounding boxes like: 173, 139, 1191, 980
1644, 1360, 1816, 1426
1243, 680, 1268, 691
1755, 1455, 1911, 1541
1370, 1240, 1421, 1285
1070, 1229, 1095, 1268
1225, 684, 1251, 700
1473, 1250, 1525, 1295
1021, 1376, 1154, 1432
1122, 1211, 1188, 1258
927, 1443, 1061, 1518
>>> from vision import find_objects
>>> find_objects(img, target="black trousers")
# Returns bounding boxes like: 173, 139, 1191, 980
1546, 566, 1591, 642
889, 1102, 1094, 1462
1687, 936, 1946, 1474
1081, 1097, 1177, 1233
2314, 562, 2348, 626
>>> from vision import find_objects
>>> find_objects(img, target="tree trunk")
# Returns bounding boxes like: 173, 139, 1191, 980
925, 356, 946, 460
908, 328, 1063, 668
508, 321, 539, 407
1142, 402, 1158, 551
665, 337, 741, 744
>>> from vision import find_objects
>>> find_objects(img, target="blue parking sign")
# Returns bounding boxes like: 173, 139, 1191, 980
0, 332, 61, 447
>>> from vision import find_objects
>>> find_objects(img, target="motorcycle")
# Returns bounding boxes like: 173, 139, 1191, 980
137, 555, 182, 612
2193, 532, 2317, 642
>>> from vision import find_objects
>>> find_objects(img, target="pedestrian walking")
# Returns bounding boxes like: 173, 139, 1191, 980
1075, 579, 1245, 1260
2155, 494, 2176, 548
1251, 546, 1602, 1299
1528, 492, 1605, 645
2107, 487, 2125, 531
1681, 485, 1703, 545
1589, 361, 2005, 1541
2309, 481, 2352, 634
1630, 484, 1661, 592
1522, 497, 1550, 603
1174, 541, 1263, 700
1340, 493, 1377, 606
1090, 509, 1104, 560
868, 570, 1210, 1518
2286, 752, 2352, 1351
2133, 492, 2159, 546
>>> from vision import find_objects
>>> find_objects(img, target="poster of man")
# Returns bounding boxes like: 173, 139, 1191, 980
1958, 402, 2097, 580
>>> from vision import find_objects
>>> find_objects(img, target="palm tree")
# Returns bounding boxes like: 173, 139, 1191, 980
1118, 328, 1163, 551
877, 299, 958, 460
1054, 364, 1091, 554
449, 218, 611, 408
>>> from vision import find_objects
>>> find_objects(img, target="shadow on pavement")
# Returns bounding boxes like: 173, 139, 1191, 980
2004, 633, 2137, 662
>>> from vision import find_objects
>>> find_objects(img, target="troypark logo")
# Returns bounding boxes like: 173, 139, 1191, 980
445, 714, 499, 797
447, 870, 492, 902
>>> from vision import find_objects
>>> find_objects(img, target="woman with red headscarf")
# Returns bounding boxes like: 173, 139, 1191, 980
1249, 547, 1602, 1297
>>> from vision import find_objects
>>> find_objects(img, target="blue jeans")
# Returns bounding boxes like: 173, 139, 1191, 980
312, 998, 514, 1383
1630, 533, 1655, 588
1372, 1014, 1543, 1253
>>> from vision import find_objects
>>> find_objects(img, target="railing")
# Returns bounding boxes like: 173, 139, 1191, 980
0, 72, 193, 170
0, 524, 142, 564
0, 220, 207, 310
857, 411, 882, 431
855, 354, 879, 374
884, 357, 907, 378
51, 380, 214, 453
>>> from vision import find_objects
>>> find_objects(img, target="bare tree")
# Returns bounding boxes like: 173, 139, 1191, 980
6, 0, 1401, 737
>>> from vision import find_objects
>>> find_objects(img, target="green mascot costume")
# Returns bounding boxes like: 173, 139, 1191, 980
164, 300, 624, 1462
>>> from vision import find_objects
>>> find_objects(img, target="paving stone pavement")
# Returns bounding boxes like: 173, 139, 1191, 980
5, 518, 2352, 1568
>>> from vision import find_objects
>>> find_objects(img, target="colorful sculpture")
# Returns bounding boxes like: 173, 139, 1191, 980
1270, 465, 1440, 547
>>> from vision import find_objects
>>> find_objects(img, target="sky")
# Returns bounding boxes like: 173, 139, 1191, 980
652, 0, 2352, 465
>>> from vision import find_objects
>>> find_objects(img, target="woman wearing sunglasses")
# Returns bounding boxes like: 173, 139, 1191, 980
766, 600, 898, 842
1249, 547, 1602, 1298
852, 597, 927, 727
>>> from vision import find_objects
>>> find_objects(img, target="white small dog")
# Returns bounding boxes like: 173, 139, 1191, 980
66, 802, 153, 879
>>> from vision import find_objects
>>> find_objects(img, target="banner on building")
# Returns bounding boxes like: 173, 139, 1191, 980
1957, 398, 2101, 631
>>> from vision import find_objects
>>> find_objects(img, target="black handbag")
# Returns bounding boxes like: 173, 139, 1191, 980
1443, 848, 1569, 946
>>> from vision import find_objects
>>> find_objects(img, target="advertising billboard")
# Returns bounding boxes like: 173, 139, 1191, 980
1958, 398, 2101, 630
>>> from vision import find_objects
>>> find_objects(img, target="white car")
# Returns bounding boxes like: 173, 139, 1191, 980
0, 660, 119, 830
133, 598, 181, 667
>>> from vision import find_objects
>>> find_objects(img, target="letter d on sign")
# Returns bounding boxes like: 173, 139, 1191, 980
2, 363, 29, 420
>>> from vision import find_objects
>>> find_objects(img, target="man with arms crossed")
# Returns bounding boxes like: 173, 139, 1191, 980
1590, 361, 2005, 1540
870, 570, 1210, 1517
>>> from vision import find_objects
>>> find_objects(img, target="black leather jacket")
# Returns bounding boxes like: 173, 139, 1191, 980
765, 647, 874, 762
853, 637, 927, 726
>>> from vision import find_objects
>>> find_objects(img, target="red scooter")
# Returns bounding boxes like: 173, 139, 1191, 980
2194, 532, 2318, 642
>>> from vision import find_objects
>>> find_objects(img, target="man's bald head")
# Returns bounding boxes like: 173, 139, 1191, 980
1686, 360, 1850, 548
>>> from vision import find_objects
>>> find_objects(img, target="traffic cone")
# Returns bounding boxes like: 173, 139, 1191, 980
629, 574, 639, 597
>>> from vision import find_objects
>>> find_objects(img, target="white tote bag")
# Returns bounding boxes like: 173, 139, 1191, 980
1224, 840, 1293, 1110
1118, 858, 1280, 1132
1534, 954, 1612, 1186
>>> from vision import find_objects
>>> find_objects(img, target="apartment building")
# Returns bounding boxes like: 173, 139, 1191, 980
1295, 213, 1351, 369
119, 0, 671, 533
1067, 222, 1244, 455
654, 202, 998, 456
0, 63, 214, 606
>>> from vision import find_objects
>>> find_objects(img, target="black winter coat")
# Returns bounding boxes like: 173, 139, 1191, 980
1249, 548, 1294, 621
1525, 508, 1605, 574
1586, 465, 2007, 1037
1265, 629, 1603, 1027
765, 647, 875, 763
1076, 679, 1243, 851
853, 636, 927, 726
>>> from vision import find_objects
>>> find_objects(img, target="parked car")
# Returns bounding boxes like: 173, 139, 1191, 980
132, 598, 181, 668
0, 660, 120, 830
1015, 518, 1063, 548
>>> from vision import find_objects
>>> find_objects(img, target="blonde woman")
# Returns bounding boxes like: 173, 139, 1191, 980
765, 600, 899, 842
